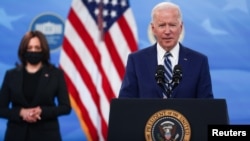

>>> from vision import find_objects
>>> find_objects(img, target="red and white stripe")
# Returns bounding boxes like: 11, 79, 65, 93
59, 0, 138, 140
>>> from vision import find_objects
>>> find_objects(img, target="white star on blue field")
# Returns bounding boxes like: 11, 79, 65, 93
0, 8, 24, 30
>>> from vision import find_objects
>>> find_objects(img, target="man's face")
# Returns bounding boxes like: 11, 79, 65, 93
151, 8, 182, 51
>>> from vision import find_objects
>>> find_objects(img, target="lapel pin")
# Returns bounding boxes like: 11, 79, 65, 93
45, 73, 49, 77
184, 58, 188, 61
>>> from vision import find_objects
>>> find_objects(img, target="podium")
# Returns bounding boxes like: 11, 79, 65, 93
107, 98, 229, 141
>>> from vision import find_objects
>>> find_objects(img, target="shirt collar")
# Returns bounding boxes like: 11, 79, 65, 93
157, 43, 180, 61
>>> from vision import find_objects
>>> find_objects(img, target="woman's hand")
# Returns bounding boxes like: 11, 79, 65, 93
19, 106, 42, 123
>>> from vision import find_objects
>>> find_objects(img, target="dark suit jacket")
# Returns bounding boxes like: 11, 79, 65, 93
119, 43, 214, 98
0, 65, 71, 141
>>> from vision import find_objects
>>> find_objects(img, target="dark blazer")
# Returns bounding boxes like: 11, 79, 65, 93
0, 65, 71, 141
119, 43, 214, 98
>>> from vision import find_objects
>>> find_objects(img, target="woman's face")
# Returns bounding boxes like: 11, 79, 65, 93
27, 37, 42, 52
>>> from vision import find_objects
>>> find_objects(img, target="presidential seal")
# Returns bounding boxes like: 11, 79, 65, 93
145, 109, 191, 141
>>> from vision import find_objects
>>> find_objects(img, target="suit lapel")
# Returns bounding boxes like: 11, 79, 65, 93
178, 44, 189, 74
171, 44, 189, 97
147, 44, 158, 73
147, 44, 165, 98
15, 68, 29, 106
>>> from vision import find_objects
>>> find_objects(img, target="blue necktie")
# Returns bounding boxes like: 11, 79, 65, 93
164, 52, 172, 90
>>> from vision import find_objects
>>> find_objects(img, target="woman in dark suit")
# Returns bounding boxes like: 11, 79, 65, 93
0, 30, 71, 141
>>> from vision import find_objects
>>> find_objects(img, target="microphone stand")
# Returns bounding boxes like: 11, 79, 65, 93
155, 64, 182, 99
158, 81, 173, 99
166, 82, 173, 98
167, 76, 182, 98
161, 82, 169, 99
156, 78, 174, 98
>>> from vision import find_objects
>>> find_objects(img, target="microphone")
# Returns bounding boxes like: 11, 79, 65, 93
155, 65, 168, 97
171, 64, 182, 90
155, 65, 165, 84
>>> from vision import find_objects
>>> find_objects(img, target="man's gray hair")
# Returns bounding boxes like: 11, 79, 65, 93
151, 2, 182, 23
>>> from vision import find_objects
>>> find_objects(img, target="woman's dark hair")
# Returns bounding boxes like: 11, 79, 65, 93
17, 30, 51, 66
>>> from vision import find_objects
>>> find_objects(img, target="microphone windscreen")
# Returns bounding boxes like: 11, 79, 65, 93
174, 64, 182, 72
173, 64, 182, 80
155, 65, 165, 81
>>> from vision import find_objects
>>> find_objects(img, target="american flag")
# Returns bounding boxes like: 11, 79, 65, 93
59, 0, 138, 140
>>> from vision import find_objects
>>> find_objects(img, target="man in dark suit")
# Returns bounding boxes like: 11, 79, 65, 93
118, 2, 213, 99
